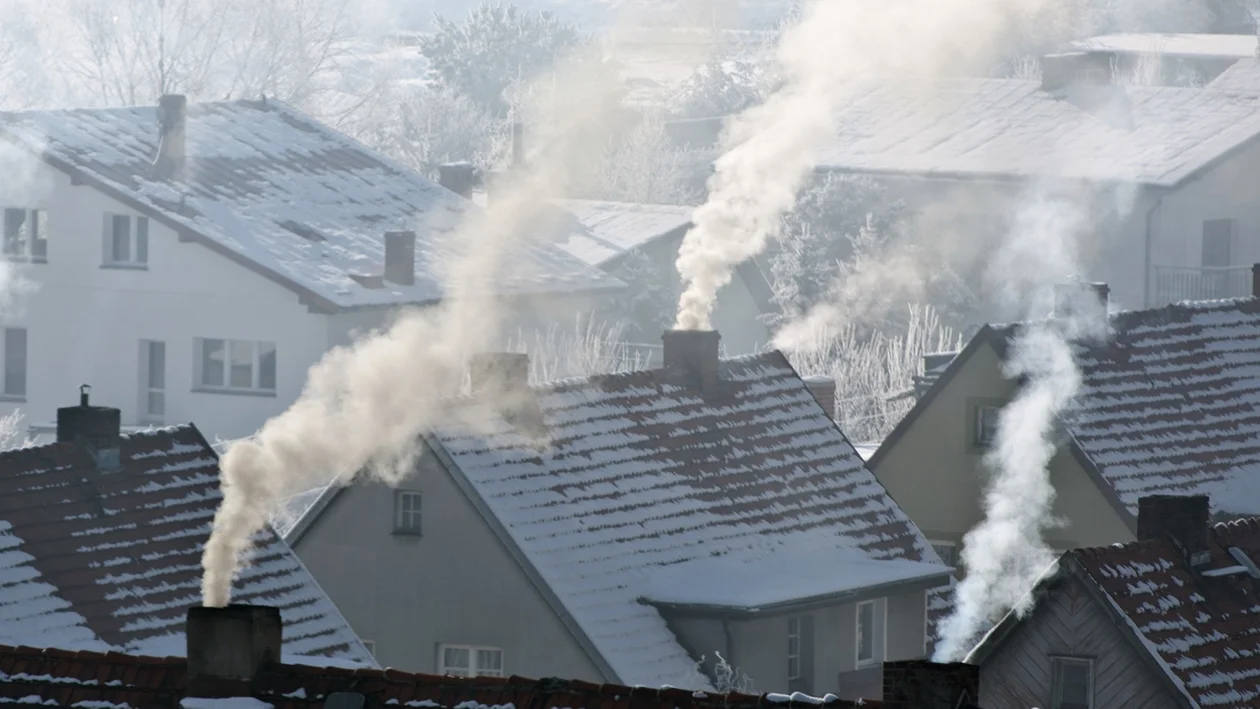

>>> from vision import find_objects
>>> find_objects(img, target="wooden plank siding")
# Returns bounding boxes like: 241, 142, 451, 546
980, 576, 1183, 709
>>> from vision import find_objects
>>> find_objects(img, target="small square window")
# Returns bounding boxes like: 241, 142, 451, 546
1052, 657, 1093, 709
974, 406, 1000, 447
394, 491, 422, 535
439, 644, 502, 678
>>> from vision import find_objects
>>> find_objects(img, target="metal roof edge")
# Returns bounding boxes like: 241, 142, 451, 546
283, 484, 344, 546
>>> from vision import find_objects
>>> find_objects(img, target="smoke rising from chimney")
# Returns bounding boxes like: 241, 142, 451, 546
672, 0, 1075, 332
200, 45, 625, 608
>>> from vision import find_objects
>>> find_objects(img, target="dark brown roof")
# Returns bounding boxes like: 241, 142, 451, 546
0, 426, 369, 665
970, 518, 1260, 706
0, 644, 878, 709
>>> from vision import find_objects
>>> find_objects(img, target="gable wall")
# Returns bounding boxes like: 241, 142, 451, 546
870, 342, 1135, 559
291, 446, 605, 680
980, 574, 1185, 709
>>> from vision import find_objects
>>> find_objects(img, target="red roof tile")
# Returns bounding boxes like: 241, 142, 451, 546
0, 644, 878, 709
0, 426, 370, 665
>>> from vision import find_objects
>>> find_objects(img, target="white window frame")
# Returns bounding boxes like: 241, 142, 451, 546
102, 213, 149, 267
2, 208, 47, 262
787, 615, 802, 680
974, 406, 1000, 447
437, 644, 503, 677
194, 338, 277, 394
139, 339, 166, 423
394, 491, 422, 535
1051, 656, 1094, 709
1, 327, 26, 400
855, 599, 883, 668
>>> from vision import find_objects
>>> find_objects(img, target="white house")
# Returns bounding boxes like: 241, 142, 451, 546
0, 95, 623, 442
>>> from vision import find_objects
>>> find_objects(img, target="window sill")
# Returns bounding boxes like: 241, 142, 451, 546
2, 256, 46, 264
392, 529, 423, 537
191, 387, 276, 398
0, 394, 26, 403
100, 263, 149, 271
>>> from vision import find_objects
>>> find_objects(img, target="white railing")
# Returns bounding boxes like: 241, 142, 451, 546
1153, 265, 1252, 304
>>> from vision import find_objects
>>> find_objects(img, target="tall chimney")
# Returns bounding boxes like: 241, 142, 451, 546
56, 385, 121, 471
803, 375, 836, 420
153, 94, 187, 180
438, 162, 477, 199
186, 605, 283, 698
662, 330, 721, 395
511, 122, 525, 167
383, 230, 416, 286
1137, 494, 1212, 567
882, 660, 981, 709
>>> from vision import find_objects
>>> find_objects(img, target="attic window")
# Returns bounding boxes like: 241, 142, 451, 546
277, 220, 327, 242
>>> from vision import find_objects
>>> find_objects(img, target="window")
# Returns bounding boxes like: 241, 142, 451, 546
140, 340, 165, 421
787, 616, 802, 679
394, 491, 422, 535
194, 338, 276, 393
974, 406, 1000, 447
102, 214, 149, 267
438, 645, 503, 677
1, 328, 25, 399
1051, 657, 1093, 709
930, 541, 957, 568
1202, 219, 1233, 268
856, 600, 881, 667
361, 639, 376, 658
3, 209, 46, 262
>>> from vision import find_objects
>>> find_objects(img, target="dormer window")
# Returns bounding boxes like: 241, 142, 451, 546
3, 209, 47, 262
102, 214, 149, 268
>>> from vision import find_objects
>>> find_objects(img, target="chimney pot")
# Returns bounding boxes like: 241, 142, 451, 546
438, 162, 477, 199
383, 230, 416, 286
802, 375, 836, 420
57, 386, 121, 471
154, 94, 187, 180
662, 329, 721, 395
881, 660, 980, 709
186, 604, 283, 698
1137, 494, 1212, 565
1251, 263, 1260, 298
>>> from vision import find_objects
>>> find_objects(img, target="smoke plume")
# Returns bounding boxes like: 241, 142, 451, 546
932, 192, 1107, 661
672, 0, 1070, 331
200, 46, 624, 608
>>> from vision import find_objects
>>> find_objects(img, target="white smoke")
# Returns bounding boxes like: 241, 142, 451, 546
672, 0, 1074, 331
932, 191, 1107, 661
200, 46, 625, 608
0, 138, 48, 317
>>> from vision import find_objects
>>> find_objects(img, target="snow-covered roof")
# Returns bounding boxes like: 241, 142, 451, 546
0, 642, 856, 708
967, 518, 1260, 706
0, 99, 620, 312
1210, 57, 1260, 94
817, 77, 1260, 186
550, 199, 693, 267
424, 351, 945, 688
0, 425, 372, 666
1068, 32, 1258, 60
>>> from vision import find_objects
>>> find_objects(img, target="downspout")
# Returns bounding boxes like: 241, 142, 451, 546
722, 618, 735, 671
1143, 188, 1167, 308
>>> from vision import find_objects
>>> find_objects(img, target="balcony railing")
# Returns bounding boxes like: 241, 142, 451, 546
1154, 265, 1253, 304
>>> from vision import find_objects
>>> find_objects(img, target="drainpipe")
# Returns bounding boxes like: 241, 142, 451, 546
1143, 188, 1167, 308
722, 619, 735, 675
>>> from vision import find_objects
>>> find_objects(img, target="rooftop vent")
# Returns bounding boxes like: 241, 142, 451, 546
1137, 494, 1213, 567
662, 329, 721, 396
186, 605, 282, 698
383, 230, 416, 286
153, 94, 187, 180
56, 385, 121, 471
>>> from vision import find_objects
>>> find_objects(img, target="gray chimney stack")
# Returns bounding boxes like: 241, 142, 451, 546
56, 384, 121, 471
154, 94, 187, 180
662, 330, 721, 395
186, 605, 283, 698
802, 375, 836, 420
881, 660, 981, 709
1040, 52, 1111, 92
1137, 494, 1213, 567
438, 162, 477, 199
1053, 281, 1109, 320
383, 230, 416, 286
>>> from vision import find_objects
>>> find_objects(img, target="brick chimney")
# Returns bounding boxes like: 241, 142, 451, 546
56, 385, 121, 471
1053, 281, 1108, 320
882, 660, 981, 709
662, 330, 721, 395
803, 375, 836, 420
438, 162, 477, 199
383, 230, 416, 286
186, 605, 282, 698
1137, 494, 1212, 567
153, 94, 187, 180
469, 353, 544, 437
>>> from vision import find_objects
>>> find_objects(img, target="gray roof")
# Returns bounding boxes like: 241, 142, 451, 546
1210, 58, 1260, 94
817, 77, 1260, 186
550, 199, 693, 267
1067, 32, 1258, 60
0, 99, 621, 312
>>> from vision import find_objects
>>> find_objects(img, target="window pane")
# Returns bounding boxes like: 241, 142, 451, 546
1060, 663, 1090, 703
476, 649, 502, 672
111, 216, 130, 262
4, 209, 25, 255
857, 603, 874, 661
258, 342, 276, 390
229, 340, 254, 388
200, 339, 225, 387
148, 341, 165, 388
148, 391, 165, 416
4, 328, 25, 397
136, 217, 149, 263
31, 211, 46, 259
443, 647, 470, 673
